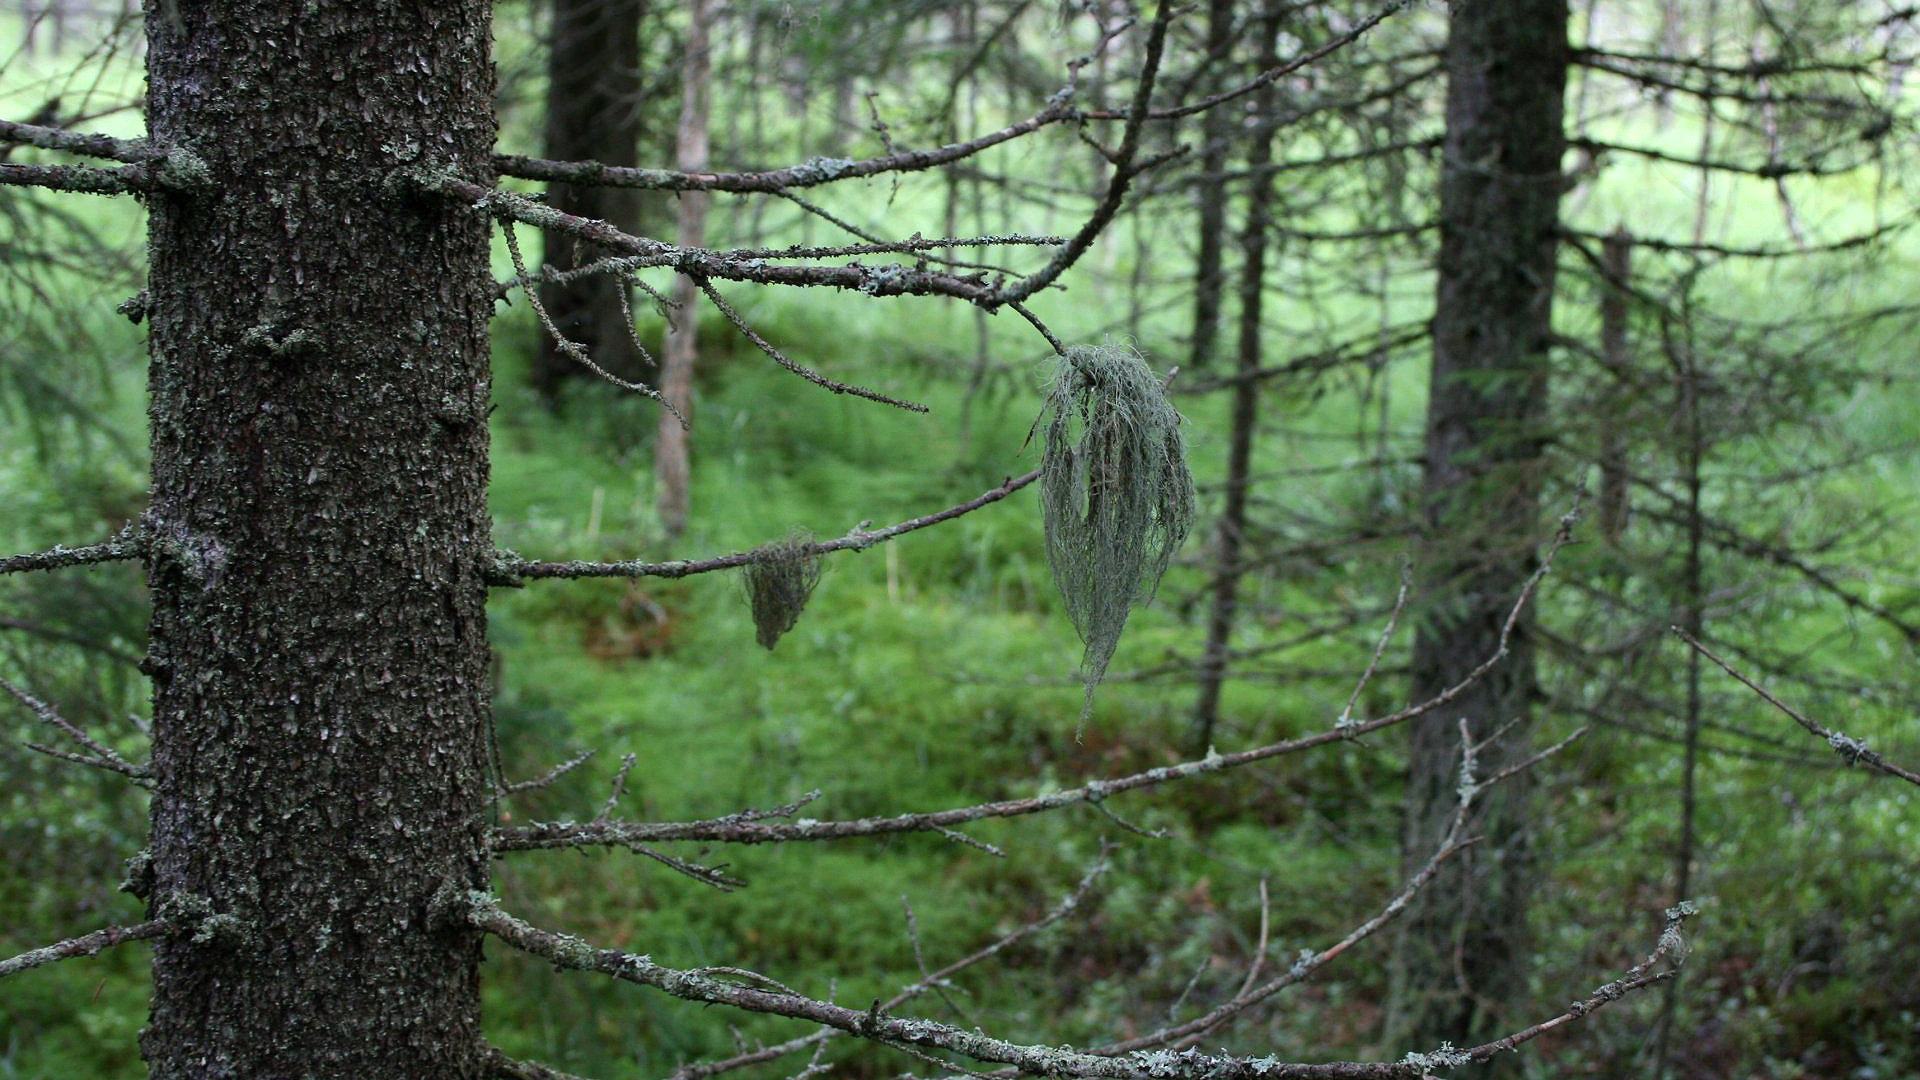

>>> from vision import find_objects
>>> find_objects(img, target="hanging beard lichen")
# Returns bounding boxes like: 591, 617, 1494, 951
1037, 344, 1196, 730
743, 531, 824, 650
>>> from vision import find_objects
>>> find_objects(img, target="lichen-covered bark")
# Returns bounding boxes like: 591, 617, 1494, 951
1388, 0, 1568, 1067
532, 0, 649, 396
140, 4, 496, 1076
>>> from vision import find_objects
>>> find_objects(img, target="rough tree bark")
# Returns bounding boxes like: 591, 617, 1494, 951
1387, 0, 1569, 1066
532, 0, 648, 397
140, 4, 496, 1077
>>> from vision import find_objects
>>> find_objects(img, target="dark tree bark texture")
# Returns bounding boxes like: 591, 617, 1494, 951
140, 4, 497, 1077
1387, 0, 1569, 1066
533, 0, 649, 396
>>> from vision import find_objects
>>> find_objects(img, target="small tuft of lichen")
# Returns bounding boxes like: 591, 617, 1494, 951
1400, 1041, 1473, 1072
1036, 345, 1194, 732
743, 531, 824, 650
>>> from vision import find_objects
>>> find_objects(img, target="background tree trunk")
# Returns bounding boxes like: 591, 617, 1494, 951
533, 0, 648, 397
140, 4, 496, 1076
1186, 0, 1234, 372
655, 0, 713, 539
1387, 0, 1569, 1066
1189, 12, 1278, 756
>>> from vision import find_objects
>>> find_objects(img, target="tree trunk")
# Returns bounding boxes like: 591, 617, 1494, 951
1186, 0, 1234, 372
655, 0, 713, 539
140, 4, 496, 1077
1597, 230, 1630, 542
1387, 0, 1568, 1066
532, 0, 648, 398
1189, 12, 1278, 756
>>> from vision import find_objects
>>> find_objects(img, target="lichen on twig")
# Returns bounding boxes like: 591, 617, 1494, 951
744, 531, 825, 650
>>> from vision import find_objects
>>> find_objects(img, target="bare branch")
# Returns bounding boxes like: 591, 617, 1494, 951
696, 278, 930, 412
0, 522, 146, 575
0, 919, 165, 980
1570, 136, 1866, 179
495, 749, 598, 804
470, 833, 1675, 1080
484, 1047, 602, 1080
670, 862, 1103, 1080
1, 674, 151, 786
0, 159, 156, 194
496, 217, 684, 424
494, 471, 1039, 584
1676, 629, 1920, 786
1336, 565, 1411, 731
987, 4, 1177, 309
1439, 901, 1699, 1068
493, 100, 1076, 193
1092, 2, 1414, 122
0, 116, 149, 162
412, 174, 997, 306
1564, 219, 1912, 261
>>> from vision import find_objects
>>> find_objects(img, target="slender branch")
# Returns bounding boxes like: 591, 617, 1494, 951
483, 1047, 601, 1080
1336, 566, 1411, 730
493, 100, 1076, 193
0, 160, 157, 194
0, 616, 143, 666
1086, 1, 1414, 122
1564, 219, 1910, 261
1443, 902, 1698, 1068
696, 278, 929, 411
1572, 46, 1879, 80
0, 522, 146, 575
0, 919, 165, 980
495, 471, 1039, 584
0, 674, 151, 786
1571, 136, 1864, 179
1675, 629, 1920, 786
773, 191, 1043, 277
470, 845, 1680, 1080
495, 749, 598, 804
1180, 323, 1431, 392
412, 174, 996, 306
666, 860, 1108, 1080
0, 117, 149, 162
495, 217, 683, 423
986, 3, 1177, 308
